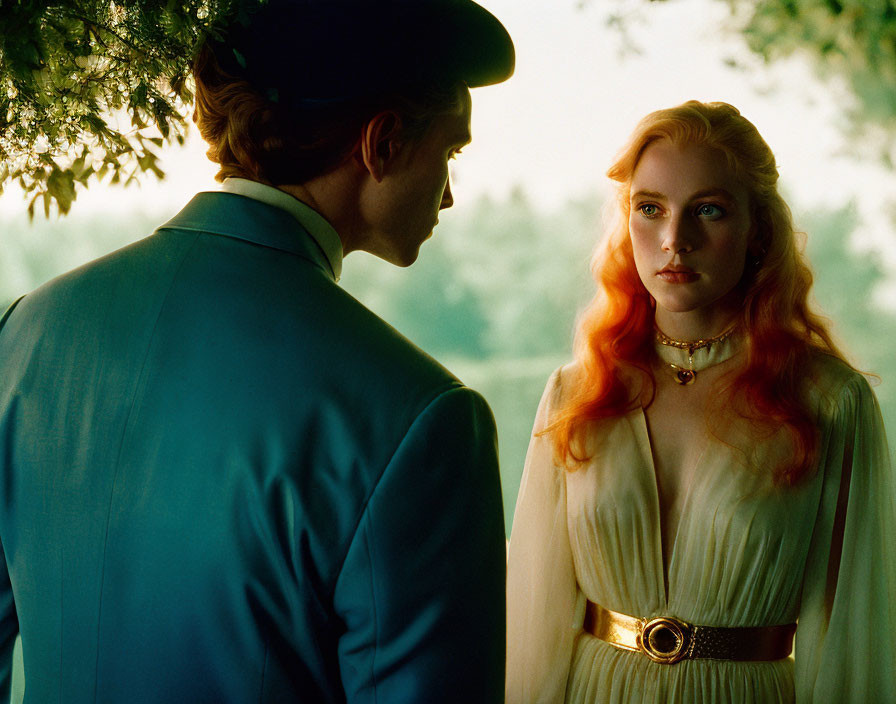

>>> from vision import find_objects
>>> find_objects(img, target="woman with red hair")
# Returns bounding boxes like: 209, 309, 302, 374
506, 101, 895, 703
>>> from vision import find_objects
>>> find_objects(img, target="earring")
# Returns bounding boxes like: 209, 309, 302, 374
750, 246, 767, 269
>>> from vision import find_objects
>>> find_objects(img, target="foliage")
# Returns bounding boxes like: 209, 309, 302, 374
0, 0, 262, 219
593, 0, 896, 165
736, 0, 896, 166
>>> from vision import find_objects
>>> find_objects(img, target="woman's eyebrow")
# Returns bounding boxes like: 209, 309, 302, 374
688, 188, 737, 201
631, 187, 737, 202
631, 189, 666, 201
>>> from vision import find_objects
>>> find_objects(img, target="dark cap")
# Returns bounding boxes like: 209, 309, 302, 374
211, 0, 515, 104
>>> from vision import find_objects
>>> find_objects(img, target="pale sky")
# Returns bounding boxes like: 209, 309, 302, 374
3, 0, 895, 292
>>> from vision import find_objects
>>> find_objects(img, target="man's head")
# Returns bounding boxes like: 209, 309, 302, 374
192, 0, 513, 265
192, 45, 470, 188
352, 87, 473, 266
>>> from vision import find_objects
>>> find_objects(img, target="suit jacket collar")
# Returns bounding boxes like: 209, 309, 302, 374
159, 191, 338, 282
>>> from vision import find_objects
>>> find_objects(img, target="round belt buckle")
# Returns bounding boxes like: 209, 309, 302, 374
638, 616, 690, 664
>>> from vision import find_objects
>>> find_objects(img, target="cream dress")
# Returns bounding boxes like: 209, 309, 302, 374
506, 354, 895, 703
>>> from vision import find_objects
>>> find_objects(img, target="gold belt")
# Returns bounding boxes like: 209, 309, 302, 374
584, 602, 796, 664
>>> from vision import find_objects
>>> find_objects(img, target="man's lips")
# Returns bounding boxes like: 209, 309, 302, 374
657, 266, 699, 283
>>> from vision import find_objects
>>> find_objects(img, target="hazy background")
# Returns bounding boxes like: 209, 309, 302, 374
3, 0, 896, 531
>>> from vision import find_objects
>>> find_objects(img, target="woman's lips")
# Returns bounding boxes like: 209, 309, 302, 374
657, 269, 699, 283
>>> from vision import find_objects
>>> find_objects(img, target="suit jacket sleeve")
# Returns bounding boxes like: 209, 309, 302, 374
0, 297, 24, 699
333, 385, 505, 703
0, 538, 17, 702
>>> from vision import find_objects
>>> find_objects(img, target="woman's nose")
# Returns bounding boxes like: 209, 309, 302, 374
661, 214, 696, 253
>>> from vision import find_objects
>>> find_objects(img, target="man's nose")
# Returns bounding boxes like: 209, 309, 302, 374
661, 214, 696, 254
440, 176, 454, 210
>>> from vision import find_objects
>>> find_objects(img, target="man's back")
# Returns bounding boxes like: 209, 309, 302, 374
0, 193, 505, 702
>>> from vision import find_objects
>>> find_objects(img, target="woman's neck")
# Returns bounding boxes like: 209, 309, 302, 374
653, 308, 738, 342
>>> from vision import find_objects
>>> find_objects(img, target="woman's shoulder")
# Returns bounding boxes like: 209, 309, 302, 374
804, 349, 876, 419
552, 361, 578, 395
550, 361, 607, 406
537, 362, 576, 416
549, 360, 645, 413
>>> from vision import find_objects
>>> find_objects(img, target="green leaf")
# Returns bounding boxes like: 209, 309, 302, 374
81, 114, 106, 133
70, 154, 87, 178
130, 110, 147, 130
46, 167, 76, 214
27, 192, 39, 221
74, 166, 95, 185
137, 151, 165, 179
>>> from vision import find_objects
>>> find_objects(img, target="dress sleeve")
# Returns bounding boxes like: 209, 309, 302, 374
794, 373, 896, 703
506, 369, 581, 704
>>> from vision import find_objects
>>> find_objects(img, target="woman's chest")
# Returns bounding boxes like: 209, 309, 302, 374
564, 411, 824, 618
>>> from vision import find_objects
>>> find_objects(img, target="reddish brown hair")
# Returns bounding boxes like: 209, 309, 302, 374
549, 101, 848, 485
191, 42, 466, 185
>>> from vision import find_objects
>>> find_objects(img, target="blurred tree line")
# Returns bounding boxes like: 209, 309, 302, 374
3, 188, 894, 525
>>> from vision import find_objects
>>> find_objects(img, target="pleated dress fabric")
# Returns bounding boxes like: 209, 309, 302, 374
506, 354, 896, 704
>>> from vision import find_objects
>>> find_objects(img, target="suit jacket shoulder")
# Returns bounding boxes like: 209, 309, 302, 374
0, 192, 505, 703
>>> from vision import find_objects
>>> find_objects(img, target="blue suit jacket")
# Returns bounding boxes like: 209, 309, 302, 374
0, 193, 506, 702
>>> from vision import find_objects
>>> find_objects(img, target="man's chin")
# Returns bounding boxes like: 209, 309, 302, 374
399, 233, 434, 266
376, 245, 423, 268
399, 246, 424, 267
363, 232, 431, 268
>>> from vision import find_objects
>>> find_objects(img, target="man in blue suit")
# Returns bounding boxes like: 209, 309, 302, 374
0, 1, 514, 701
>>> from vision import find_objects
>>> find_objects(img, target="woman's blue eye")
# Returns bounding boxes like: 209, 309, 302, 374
697, 203, 724, 219
638, 204, 660, 218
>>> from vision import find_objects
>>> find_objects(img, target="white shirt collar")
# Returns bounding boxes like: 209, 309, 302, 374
220, 178, 343, 281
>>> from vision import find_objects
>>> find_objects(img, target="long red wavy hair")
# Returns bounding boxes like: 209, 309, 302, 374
548, 101, 848, 485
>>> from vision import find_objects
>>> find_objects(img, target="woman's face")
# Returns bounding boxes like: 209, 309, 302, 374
628, 138, 753, 337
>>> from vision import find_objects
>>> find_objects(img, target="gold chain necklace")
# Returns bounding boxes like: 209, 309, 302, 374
654, 325, 739, 385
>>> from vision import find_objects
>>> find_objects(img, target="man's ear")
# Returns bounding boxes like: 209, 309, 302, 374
359, 111, 403, 182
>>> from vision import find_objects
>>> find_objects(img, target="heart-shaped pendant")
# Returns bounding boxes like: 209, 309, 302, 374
675, 369, 696, 385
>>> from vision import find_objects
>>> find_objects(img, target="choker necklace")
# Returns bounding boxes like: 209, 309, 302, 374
654, 325, 739, 385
